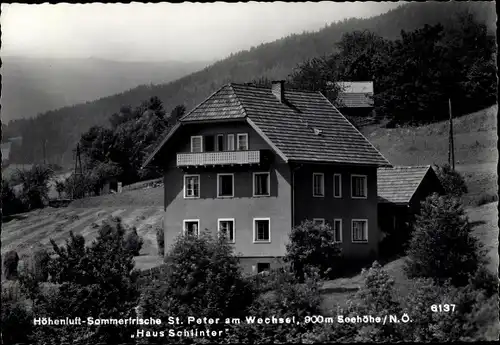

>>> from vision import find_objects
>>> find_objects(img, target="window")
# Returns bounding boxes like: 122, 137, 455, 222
352, 219, 368, 243
313, 218, 325, 226
184, 175, 200, 198
227, 134, 235, 151
216, 134, 224, 151
237, 133, 248, 151
333, 174, 342, 198
253, 172, 270, 196
257, 262, 270, 273
253, 218, 271, 243
190, 136, 203, 153
183, 220, 200, 237
218, 218, 235, 243
217, 173, 234, 197
312, 173, 325, 197
351, 175, 367, 198
204, 135, 215, 152
333, 219, 342, 242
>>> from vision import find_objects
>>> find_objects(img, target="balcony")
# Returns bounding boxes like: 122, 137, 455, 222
177, 150, 263, 167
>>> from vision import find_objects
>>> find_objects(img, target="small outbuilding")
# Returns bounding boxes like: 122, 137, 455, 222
377, 165, 444, 257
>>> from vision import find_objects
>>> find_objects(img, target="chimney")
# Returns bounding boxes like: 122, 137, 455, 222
271, 80, 285, 103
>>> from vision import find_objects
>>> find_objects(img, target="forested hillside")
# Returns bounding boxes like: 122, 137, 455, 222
1, 57, 209, 122
2, 1, 496, 166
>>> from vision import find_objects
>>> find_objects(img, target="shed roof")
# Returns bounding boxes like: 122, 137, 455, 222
378, 165, 434, 205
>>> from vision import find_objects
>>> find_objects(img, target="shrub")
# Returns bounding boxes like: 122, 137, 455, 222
3, 250, 19, 280
224, 267, 323, 343
1, 179, 26, 216
16, 164, 54, 210
142, 230, 254, 343
284, 220, 342, 281
156, 226, 164, 256
405, 194, 482, 287
123, 226, 144, 256
37, 217, 140, 344
434, 164, 468, 197
1, 294, 33, 344
23, 245, 50, 282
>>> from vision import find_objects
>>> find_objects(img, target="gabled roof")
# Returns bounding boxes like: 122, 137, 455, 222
335, 81, 374, 108
143, 83, 391, 168
377, 165, 435, 205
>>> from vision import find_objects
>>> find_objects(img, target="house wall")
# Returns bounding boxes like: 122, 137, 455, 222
162, 121, 292, 266
293, 164, 379, 258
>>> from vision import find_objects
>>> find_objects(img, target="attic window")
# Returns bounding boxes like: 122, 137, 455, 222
313, 128, 322, 136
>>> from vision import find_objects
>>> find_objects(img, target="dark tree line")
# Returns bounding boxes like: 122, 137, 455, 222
290, 13, 496, 126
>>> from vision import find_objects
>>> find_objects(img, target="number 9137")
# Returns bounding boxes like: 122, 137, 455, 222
431, 304, 456, 313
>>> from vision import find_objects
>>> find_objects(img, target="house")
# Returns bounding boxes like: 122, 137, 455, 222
143, 81, 391, 274
334, 81, 375, 128
377, 165, 444, 256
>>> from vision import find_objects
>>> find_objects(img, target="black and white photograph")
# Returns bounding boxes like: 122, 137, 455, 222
1, 1, 498, 343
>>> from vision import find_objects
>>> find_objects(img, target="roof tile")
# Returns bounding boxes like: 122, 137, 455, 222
377, 166, 432, 204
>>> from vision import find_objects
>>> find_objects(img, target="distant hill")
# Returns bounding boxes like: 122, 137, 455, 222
2, 1, 496, 166
1, 56, 210, 122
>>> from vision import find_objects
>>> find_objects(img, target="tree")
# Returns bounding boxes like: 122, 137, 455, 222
55, 180, 65, 199
36, 218, 140, 344
156, 226, 164, 256
141, 230, 254, 343
123, 227, 144, 256
404, 194, 483, 286
3, 250, 19, 280
16, 165, 54, 210
1, 179, 25, 216
284, 220, 343, 281
434, 164, 468, 197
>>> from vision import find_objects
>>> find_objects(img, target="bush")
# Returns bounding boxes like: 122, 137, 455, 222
1, 294, 33, 344
36, 217, 140, 344
434, 164, 468, 197
1, 179, 26, 216
3, 250, 19, 280
16, 164, 54, 210
156, 226, 164, 256
23, 245, 50, 282
284, 220, 342, 281
405, 194, 482, 287
123, 226, 144, 256
142, 230, 254, 343
224, 267, 323, 343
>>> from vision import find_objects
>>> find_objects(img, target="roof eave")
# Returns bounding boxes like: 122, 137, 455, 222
289, 159, 392, 168
141, 122, 182, 169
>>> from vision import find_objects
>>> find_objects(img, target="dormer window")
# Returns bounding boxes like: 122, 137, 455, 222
190, 136, 203, 153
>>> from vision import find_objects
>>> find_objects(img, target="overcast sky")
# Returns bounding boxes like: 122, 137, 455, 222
1, 2, 402, 62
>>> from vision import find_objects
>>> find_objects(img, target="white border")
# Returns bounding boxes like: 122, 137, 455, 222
183, 219, 200, 237
253, 217, 271, 243
351, 174, 368, 199
183, 174, 200, 199
333, 173, 342, 198
333, 218, 343, 242
236, 133, 249, 151
253, 172, 271, 197
312, 172, 325, 197
190, 135, 203, 153
217, 218, 236, 243
217, 173, 235, 198
351, 219, 368, 243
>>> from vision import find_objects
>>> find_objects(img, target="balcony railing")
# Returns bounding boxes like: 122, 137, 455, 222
177, 150, 262, 167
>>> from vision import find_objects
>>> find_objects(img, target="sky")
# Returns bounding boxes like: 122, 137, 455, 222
1, 2, 402, 63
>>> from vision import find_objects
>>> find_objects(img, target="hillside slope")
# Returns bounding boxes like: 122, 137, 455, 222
4, 1, 495, 166
1, 56, 209, 122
